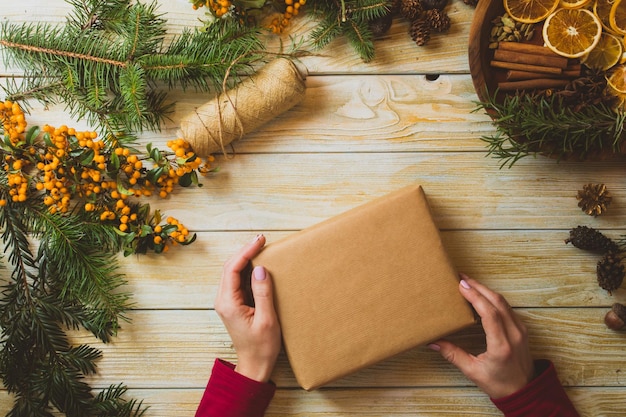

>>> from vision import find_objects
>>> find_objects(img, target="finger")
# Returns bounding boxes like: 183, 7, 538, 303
220, 234, 266, 296
462, 275, 524, 331
250, 266, 278, 325
458, 278, 508, 348
429, 339, 476, 377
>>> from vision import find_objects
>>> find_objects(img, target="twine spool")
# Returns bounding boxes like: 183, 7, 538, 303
179, 58, 306, 156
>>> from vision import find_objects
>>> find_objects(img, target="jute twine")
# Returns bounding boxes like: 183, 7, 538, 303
179, 58, 306, 156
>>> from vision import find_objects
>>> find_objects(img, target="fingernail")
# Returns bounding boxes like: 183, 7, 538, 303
428, 343, 441, 352
252, 234, 263, 243
253, 265, 266, 281
460, 279, 471, 290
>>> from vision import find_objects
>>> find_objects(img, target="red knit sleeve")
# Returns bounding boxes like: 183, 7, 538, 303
491, 359, 579, 417
194, 359, 276, 417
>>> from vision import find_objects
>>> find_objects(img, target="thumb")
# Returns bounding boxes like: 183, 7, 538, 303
250, 266, 277, 321
429, 339, 474, 375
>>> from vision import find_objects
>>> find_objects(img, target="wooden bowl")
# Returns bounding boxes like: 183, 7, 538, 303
467, 0, 626, 161
468, 0, 504, 103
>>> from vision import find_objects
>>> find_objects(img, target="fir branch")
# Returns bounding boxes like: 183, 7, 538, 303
346, 19, 375, 62
307, 0, 390, 61
0, 1, 266, 137
0, 199, 146, 417
476, 90, 626, 168
32, 208, 132, 342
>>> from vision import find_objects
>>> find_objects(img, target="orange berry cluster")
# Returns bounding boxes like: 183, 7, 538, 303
0, 100, 26, 146
0, 100, 214, 255
268, 0, 306, 34
192, 0, 234, 17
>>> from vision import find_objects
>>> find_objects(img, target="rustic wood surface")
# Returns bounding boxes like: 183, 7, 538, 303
2, 0, 626, 416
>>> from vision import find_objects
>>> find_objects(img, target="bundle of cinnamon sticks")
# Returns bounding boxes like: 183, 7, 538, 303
490, 42, 580, 91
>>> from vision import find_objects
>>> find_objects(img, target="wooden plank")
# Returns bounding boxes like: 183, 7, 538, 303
0, 74, 494, 153
0, 1, 475, 76
1, 387, 625, 416
117, 230, 626, 310
130, 152, 626, 232
165, 74, 493, 153
64, 309, 626, 389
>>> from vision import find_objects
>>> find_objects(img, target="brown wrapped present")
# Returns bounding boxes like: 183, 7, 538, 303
252, 184, 476, 390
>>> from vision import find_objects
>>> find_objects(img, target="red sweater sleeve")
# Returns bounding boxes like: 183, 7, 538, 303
194, 359, 276, 417
491, 359, 579, 417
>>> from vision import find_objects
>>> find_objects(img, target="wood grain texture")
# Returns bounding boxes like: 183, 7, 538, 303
117, 230, 626, 310
0, 0, 474, 76
2, 1, 626, 416
1, 387, 625, 416
60, 309, 626, 390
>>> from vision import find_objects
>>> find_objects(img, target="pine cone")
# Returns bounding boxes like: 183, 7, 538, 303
400, 0, 423, 20
597, 251, 625, 295
577, 183, 612, 217
425, 8, 450, 32
409, 18, 431, 46
565, 226, 619, 253
421, 0, 448, 10
370, 12, 394, 37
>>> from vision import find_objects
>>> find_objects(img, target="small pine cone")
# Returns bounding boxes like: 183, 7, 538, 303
370, 12, 394, 37
565, 226, 619, 253
409, 18, 431, 46
425, 8, 450, 32
577, 183, 612, 217
400, 0, 423, 20
597, 251, 625, 295
421, 0, 448, 10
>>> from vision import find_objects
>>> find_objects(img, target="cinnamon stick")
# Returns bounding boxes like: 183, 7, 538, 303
491, 60, 562, 75
507, 68, 580, 81
497, 41, 562, 57
494, 48, 568, 69
497, 78, 569, 91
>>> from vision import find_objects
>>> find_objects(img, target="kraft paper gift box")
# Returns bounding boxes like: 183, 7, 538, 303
251, 184, 476, 390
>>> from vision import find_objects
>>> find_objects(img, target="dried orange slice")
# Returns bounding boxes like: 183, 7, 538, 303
595, 0, 619, 34
559, 0, 591, 9
609, 0, 626, 35
607, 64, 626, 97
504, 0, 560, 23
581, 32, 623, 70
543, 8, 603, 58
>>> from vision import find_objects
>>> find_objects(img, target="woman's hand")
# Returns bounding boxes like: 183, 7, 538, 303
429, 274, 535, 399
215, 234, 281, 383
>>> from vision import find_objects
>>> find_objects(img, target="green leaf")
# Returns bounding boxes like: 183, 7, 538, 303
149, 146, 162, 162
180, 233, 197, 245
25, 125, 40, 145
146, 166, 164, 184
42, 132, 53, 147
116, 179, 135, 196
110, 151, 120, 171
178, 172, 192, 187
139, 225, 153, 237
79, 149, 95, 165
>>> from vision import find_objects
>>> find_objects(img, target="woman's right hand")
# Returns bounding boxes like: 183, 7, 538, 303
215, 234, 282, 383
428, 274, 535, 399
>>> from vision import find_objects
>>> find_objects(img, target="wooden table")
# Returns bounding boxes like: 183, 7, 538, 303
2, 1, 626, 415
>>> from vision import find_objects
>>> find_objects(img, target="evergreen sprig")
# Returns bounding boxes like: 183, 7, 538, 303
0, 189, 146, 417
0, 0, 265, 139
308, 0, 391, 62
476, 90, 626, 168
